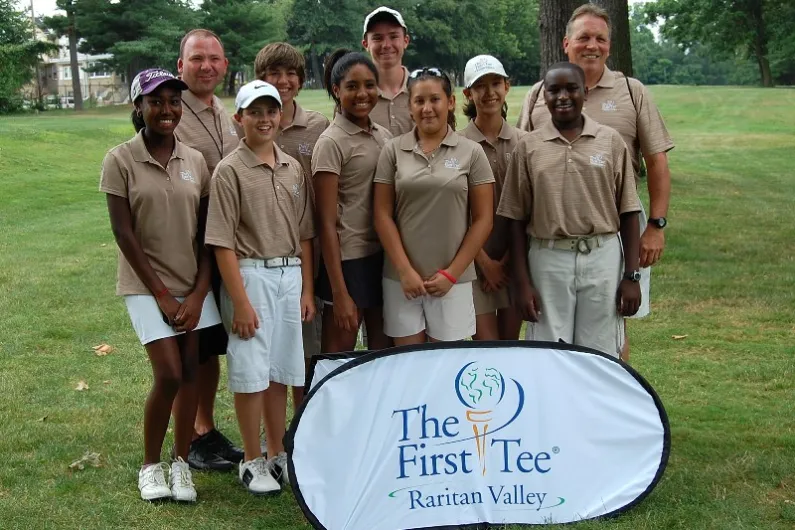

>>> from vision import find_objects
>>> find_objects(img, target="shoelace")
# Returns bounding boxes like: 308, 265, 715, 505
144, 463, 169, 487
173, 460, 194, 487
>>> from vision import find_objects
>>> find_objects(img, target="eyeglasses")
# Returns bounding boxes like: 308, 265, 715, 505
408, 67, 448, 81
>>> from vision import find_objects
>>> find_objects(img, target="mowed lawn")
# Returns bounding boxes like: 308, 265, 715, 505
0, 86, 794, 530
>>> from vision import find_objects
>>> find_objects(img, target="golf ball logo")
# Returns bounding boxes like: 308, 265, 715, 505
455, 362, 506, 475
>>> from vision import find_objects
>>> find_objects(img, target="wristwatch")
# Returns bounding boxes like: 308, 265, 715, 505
648, 217, 667, 229
623, 270, 641, 282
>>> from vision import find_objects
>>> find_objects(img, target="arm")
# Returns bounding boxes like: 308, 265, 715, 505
424, 183, 493, 297
106, 194, 181, 323
640, 151, 671, 268
299, 239, 316, 322
314, 171, 358, 331
174, 196, 212, 332
618, 211, 641, 316
214, 246, 258, 339
474, 214, 511, 292
373, 182, 426, 299
508, 218, 541, 322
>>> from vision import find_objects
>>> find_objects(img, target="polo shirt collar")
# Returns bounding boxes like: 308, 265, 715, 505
463, 119, 513, 143
399, 125, 458, 151
181, 89, 216, 113
130, 130, 186, 163
539, 113, 599, 142
377, 66, 409, 98
333, 113, 382, 136
237, 139, 290, 168
594, 66, 616, 89
284, 101, 309, 130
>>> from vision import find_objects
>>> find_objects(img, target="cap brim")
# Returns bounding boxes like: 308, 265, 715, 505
141, 77, 189, 96
237, 94, 282, 112
364, 12, 407, 35
466, 69, 509, 88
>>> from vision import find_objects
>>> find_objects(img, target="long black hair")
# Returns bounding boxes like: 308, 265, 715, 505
407, 68, 456, 130
323, 49, 379, 112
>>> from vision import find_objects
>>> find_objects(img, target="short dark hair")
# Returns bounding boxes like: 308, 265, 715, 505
179, 29, 224, 59
255, 42, 306, 87
544, 61, 587, 86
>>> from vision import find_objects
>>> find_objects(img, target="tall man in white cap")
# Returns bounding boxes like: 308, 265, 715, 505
174, 28, 244, 471
362, 6, 413, 136
516, 4, 674, 361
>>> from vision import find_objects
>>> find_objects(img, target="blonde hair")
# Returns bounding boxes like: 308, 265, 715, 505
565, 4, 611, 39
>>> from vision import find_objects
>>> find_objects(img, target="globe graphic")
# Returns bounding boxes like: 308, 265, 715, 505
455, 362, 506, 410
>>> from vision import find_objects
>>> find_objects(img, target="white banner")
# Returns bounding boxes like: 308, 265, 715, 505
289, 342, 669, 529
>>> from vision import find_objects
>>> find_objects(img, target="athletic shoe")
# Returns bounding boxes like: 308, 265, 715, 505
205, 429, 245, 464
239, 457, 281, 495
169, 457, 197, 503
184, 432, 235, 471
138, 463, 172, 502
269, 452, 290, 486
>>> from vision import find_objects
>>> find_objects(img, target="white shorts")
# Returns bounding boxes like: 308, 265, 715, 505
630, 201, 651, 319
220, 263, 304, 393
124, 292, 221, 345
382, 278, 476, 341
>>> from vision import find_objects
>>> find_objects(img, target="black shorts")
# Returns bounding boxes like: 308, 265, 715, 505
316, 251, 384, 309
199, 261, 228, 364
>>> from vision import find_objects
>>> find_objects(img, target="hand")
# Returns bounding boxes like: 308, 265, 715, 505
513, 282, 542, 322
424, 271, 454, 297
399, 268, 426, 300
174, 292, 204, 332
332, 291, 359, 332
478, 255, 508, 293
640, 226, 665, 268
156, 294, 181, 326
300, 292, 316, 323
232, 301, 259, 340
617, 279, 641, 317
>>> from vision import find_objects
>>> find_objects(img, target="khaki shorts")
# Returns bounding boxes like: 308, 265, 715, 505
472, 279, 510, 315
382, 278, 476, 341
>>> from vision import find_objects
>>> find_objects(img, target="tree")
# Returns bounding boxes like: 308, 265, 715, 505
591, 0, 632, 76
44, 0, 84, 110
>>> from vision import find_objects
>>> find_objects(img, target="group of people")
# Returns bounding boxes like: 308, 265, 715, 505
100, 3, 673, 504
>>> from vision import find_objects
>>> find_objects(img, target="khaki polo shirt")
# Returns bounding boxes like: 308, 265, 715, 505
175, 90, 240, 173
370, 66, 413, 136
374, 127, 495, 283
205, 141, 315, 259
276, 101, 330, 181
99, 132, 211, 296
458, 119, 527, 256
497, 115, 641, 240
311, 115, 392, 261
516, 68, 674, 174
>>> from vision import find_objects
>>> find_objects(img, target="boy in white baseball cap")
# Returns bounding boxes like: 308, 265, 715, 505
205, 80, 316, 494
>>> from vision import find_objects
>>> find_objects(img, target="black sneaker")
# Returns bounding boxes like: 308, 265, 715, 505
204, 429, 245, 464
182, 432, 235, 472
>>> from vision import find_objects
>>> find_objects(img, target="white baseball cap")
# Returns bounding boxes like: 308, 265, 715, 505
235, 80, 282, 113
464, 55, 509, 88
363, 6, 407, 37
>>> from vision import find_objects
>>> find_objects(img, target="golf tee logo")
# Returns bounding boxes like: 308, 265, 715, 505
456, 363, 506, 475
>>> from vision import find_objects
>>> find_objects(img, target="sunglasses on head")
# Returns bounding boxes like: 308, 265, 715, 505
409, 67, 448, 81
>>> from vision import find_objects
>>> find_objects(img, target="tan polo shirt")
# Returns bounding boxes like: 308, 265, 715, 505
276, 101, 330, 181
374, 127, 495, 283
370, 66, 413, 136
205, 141, 315, 259
175, 90, 240, 173
458, 119, 527, 257
516, 68, 674, 174
497, 115, 641, 240
99, 132, 211, 296
311, 114, 391, 261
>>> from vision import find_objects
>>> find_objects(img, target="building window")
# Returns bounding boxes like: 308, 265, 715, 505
62, 67, 71, 80
89, 62, 111, 78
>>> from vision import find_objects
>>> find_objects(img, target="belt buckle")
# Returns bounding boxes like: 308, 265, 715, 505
576, 237, 592, 254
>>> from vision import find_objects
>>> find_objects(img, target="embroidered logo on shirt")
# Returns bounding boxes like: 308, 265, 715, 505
589, 154, 606, 168
180, 170, 197, 183
298, 143, 312, 156
602, 100, 618, 112
292, 183, 301, 198
444, 158, 461, 169
229, 125, 238, 136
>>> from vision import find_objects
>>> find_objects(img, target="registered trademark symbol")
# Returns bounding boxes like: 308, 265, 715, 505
552, 446, 560, 454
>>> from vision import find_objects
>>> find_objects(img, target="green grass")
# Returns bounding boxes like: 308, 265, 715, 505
1, 86, 794, 529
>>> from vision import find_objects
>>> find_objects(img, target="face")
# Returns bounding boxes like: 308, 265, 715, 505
138, 85, 182, 135
333, 64, 378, 123
563, 15, 610, 78
262, 65, 301, 107
363, 21, 409, 69
464, 74, 509, 117
235, 98, 281, 146
177, 35, 229, 97
409, 78, 455, 137
543, 68, 586, 126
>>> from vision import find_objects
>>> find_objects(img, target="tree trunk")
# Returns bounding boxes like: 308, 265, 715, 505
591, 0, 632, 76
749, 0, 773, 87
539, 0, 580, 73
227, 70, 238, 95
66, 6, 83, 111
309, 44, 322, 89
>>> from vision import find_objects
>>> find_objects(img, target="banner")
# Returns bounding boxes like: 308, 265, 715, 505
288, 341, 670, 529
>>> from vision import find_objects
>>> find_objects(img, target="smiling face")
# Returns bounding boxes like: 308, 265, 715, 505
178, 35, 229, 99
334, 63, 379, 127
563, 14, 610, 82
464, 73, 509, 118
235, 97, 281, 147
262, 65, 301, 108
543, 67, 586, 128
363, 21, 409, 70
138, 84, 183, 136
409, 78, 455, 138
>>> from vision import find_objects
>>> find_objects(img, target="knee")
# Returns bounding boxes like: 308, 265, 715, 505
153, 369, 182, 395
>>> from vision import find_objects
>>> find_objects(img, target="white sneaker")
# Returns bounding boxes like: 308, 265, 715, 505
138, 463, 172, 501
239, 457, 281, 495
169, 457, 197, 502
270, 452, 290, 486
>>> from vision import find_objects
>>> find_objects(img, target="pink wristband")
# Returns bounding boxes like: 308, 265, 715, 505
438, 269, 457, 284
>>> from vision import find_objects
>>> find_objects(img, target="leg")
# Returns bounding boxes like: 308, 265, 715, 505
143, 337, 184, 465
194, 356, 219, 437
234, 391, 265, 461
472, 279, 500, 341
321, 305, 360, 353
525, 243, 576, 343
263, 383, 288, 457
497, 306, 523, 340
172, 332, 200, 460
362, 307, 391, 350
473, 312, 500, 341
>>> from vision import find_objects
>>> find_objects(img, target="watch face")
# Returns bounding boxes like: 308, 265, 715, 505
653, 217, 667, 228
